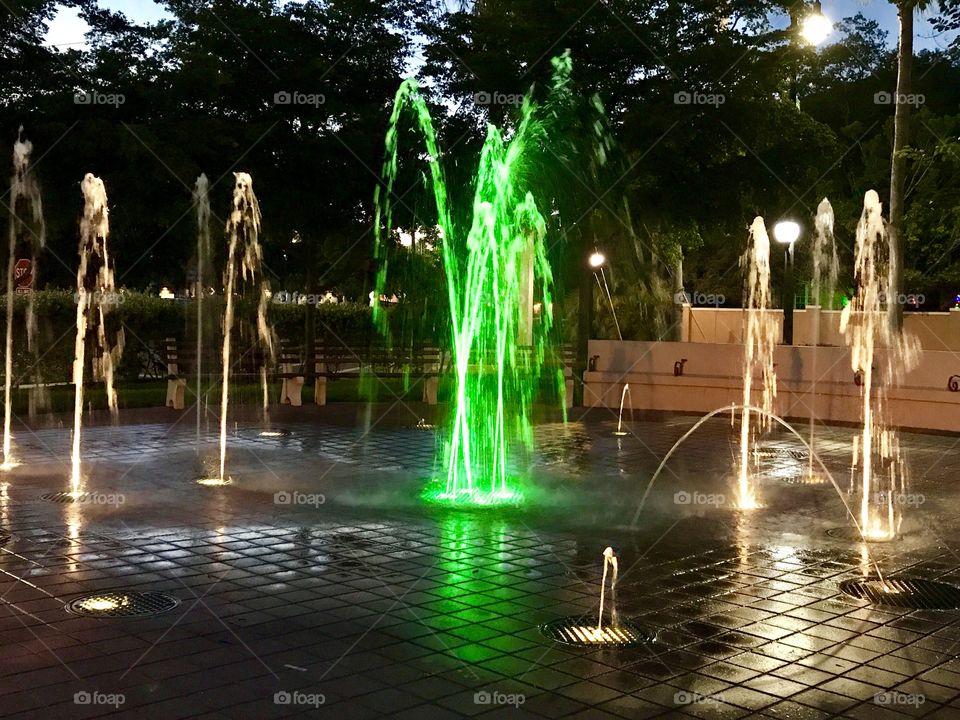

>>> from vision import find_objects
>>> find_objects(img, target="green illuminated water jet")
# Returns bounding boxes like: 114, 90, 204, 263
374, 57, 586, 506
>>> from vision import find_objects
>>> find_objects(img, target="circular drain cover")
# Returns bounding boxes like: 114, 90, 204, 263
66, 591, 180, 618
540, 617, 653, 647
839, 578, 960, 610
41, 492, 84, 504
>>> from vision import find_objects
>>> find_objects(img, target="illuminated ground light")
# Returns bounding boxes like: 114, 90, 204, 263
420, 481, 524, 507
540, 617, 653, 647
0, 460, 20, 471
839, 578, 960, 610
258, 429, 290, 438
195, 477, 232, 487
65, 591, 180, 618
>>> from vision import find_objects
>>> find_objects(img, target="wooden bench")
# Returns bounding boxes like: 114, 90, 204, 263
272, 341, 445, 406
164, 337, 268, 410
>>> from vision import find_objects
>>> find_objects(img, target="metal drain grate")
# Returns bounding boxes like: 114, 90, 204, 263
66, 591, 180, 618
839, 578, 960, 609
540, 617, 652, 647
757, 448, 806, 460
826, 526, 895, 542
41, 492, 84, 504
0, 529, 10, 546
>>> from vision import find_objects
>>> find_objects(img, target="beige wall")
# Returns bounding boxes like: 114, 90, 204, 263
584, 339, 960, 432
683, 306, 960, 351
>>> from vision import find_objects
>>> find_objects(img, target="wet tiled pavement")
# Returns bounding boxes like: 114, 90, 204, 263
1, 407, 960, 718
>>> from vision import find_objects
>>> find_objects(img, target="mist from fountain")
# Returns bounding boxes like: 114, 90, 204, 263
3, 130, 46, 470
840, 190, 918, 541
737, 218, 777, 509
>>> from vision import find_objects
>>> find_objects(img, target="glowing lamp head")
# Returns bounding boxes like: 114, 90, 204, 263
773, 220, 801, 245
588, 252, 606, 269
800, 4, 832, 46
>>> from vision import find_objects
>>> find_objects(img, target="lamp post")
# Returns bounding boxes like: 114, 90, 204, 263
774, 220, 801, 345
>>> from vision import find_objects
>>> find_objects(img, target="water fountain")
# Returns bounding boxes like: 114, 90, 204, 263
373, 55, 593, 505
840, 190, 918, 541
209, 172, 275, 484
736, 218, 777, 509
805, 198, 838, 482
596, 546, 618, 632
193, 174, 211, 451
70, 174, 124, 492
2, 130, 45, 470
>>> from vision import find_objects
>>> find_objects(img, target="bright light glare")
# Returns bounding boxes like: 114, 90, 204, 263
773, 220, 801, 245
801, 13, 832, 45
588, 252, 606, 268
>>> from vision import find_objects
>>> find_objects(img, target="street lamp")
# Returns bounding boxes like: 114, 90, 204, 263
774, 220, 801, 345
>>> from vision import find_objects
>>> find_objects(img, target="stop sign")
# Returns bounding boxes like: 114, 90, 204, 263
14, 259, 32, 294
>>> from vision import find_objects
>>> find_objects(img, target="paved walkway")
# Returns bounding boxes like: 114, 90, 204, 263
0, 409, 959, 718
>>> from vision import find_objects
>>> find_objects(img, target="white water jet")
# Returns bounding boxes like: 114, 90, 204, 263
218, 173, 275, 482
807, 198, 838, 481
738, 218, 777, 509
3, 131, 45, 470
194, 174, 211, 452
614, 384, 632, 435
71, 174, 123, 492
597, 546, 618, 631
840, 190, 918, 540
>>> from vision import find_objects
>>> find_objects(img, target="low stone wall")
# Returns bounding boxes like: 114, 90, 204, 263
683, 306, 960, 351
583, 339, 960, 432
